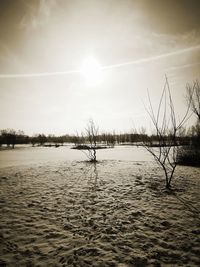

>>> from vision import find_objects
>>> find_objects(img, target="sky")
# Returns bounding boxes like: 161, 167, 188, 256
0, 0, 200, 135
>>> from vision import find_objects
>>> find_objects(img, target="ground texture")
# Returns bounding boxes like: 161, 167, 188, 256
0, 160, 200, 266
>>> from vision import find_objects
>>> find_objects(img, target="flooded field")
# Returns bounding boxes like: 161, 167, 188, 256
0, 145, 152, 168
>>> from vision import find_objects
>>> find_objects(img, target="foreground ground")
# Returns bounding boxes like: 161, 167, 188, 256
0, 160, 200, 266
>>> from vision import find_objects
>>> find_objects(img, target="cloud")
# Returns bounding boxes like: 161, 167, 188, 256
19, 0, 57, 30
0, 41, 27, 73
131, 29, 200, 58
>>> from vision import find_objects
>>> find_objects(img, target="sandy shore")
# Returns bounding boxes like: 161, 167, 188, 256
0, 160, 200, 266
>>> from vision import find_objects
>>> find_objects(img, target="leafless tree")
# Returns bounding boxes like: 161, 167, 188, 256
84, 119, 99, 162
186, 80, 200, 121
143, 77, 191, 189
177, 80, 200, 166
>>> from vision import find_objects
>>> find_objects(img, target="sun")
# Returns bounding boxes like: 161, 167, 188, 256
80, 56, 103, 86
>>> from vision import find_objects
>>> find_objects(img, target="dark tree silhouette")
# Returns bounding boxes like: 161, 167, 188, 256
37, 134, 47, 146
85, 119, 99, 162
186, 80, 200, 121
143, 77, 191, 189
1, 129, 17, 149
177, 80, 200, 166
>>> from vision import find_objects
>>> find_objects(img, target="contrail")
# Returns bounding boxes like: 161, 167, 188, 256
0, 69, 80, 78
0, 44, 200, 79
102, 44, 200, 69
165, 61, 200, 72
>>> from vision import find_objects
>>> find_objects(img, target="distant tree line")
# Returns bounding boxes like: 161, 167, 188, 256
0, 127, 198, 149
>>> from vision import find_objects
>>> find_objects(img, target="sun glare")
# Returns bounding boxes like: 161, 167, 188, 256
80, 56, 103, 86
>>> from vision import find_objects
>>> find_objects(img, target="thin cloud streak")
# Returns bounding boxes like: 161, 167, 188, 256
103, 44, 200, 69
165, 62, 200, 72
0, 44, 200, 79
0, 70, 80, 79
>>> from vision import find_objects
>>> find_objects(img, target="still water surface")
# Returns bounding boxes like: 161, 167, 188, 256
0, 145, 153, 168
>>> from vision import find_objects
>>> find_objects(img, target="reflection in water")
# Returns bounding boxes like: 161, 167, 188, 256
85, 162, 99, 191
69, 162, 99, 192
84, 162, 100, 227
93, 162, 99, 191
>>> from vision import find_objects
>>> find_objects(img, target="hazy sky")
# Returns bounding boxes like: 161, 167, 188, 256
0, 0, 200, 135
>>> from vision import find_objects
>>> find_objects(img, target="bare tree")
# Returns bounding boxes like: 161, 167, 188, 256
185, 80, 200, 148
177, 80, 200, 166
186, 80, 200, 121
84, 119, 99, 162
143, 77, 191, 189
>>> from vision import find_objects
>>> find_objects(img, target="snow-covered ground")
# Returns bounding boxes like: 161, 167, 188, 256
0, 147, 200, 266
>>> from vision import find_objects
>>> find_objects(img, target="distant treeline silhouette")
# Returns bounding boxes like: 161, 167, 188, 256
0, 127, 197, 149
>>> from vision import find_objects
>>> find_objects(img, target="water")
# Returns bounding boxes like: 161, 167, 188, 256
0, 145, 152, 168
